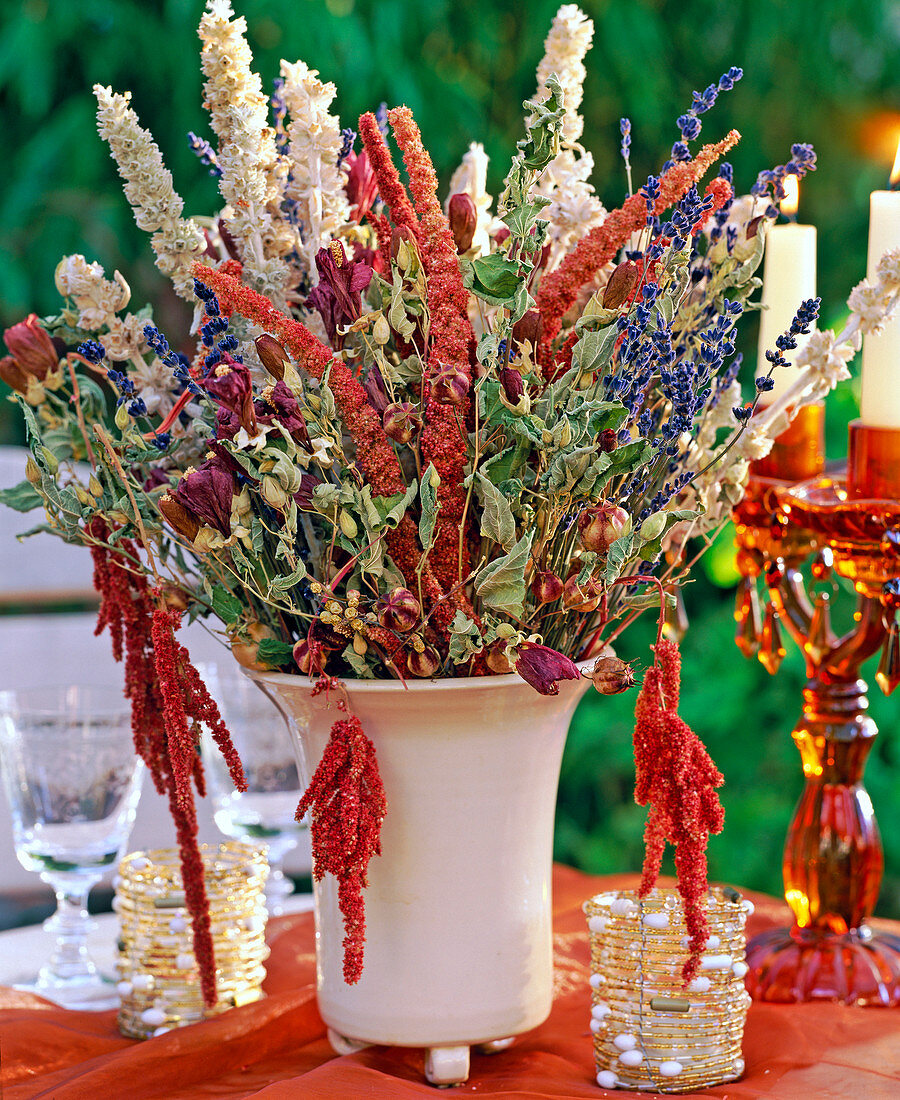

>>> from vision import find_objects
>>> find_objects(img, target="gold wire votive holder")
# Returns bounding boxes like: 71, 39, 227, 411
584, 887, 751, 1093
115, 842, 270, 1039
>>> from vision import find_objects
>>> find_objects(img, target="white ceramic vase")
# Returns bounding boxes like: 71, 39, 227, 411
250, 663, 591, 1085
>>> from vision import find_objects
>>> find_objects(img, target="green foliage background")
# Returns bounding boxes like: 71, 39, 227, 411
1, 0, 899, 912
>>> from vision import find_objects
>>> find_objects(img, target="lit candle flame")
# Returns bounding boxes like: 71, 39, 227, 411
891, 136, 900, 188
780, 174, 799, 218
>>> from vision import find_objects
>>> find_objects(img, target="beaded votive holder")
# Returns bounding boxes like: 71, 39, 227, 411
115, 842, 269, 1039
584, 888, 752, 1093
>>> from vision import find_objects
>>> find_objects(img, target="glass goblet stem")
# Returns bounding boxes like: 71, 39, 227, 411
40, 874, 100, 988
263, 835, 300, 917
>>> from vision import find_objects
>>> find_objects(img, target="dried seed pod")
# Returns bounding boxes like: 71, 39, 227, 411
432, 363, 470, 407
531, 570, 564, 605
378, 588, 420, 633
598, 428, 618, 453
407, 645, 441, 677
383, 401, 423, 444
563, 573, 603, 612
512, 309, 543, 348
578, 503, 629, 554
588, 655, 635, 695
159, 494, 201, 542
485, 641, 514, 675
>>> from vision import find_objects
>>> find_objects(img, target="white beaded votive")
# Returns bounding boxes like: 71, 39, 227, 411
116, 842, 269, 1039
584, 887, 751, 1093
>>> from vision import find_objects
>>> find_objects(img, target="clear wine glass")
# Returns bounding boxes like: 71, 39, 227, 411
0, 685, 144, 1010
198, 663, 308, 916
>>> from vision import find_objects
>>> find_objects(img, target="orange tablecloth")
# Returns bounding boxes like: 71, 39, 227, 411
2, 868, 898, 1099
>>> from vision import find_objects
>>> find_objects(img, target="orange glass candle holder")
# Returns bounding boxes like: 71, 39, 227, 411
847, 419, 900, 500
752, 402, 825, 483
731, 473, 900, 1006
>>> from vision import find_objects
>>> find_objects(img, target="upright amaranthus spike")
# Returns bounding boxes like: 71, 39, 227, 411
632, 639, 725, 984
536, 130, 741, 370
358, 112, 420, 237
296, 692, 387, 984
388, 105, 475, 588
191, 263, 477, 639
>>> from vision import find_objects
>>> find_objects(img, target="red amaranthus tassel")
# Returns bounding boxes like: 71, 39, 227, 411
536, 131, 740, 373
296, 686, 387, 984
88, 520, 246, 1005
388, 105, 475, 589
632, 639, 725, 984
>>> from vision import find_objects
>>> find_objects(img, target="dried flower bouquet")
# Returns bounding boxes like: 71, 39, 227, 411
4, 1, 899, 994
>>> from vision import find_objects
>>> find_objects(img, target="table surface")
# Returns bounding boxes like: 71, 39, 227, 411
2, 867, 898, 1099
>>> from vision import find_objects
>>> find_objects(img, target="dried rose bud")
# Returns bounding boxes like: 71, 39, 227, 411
588, 655, 635, 695
378, 587, 420, 632
578, 502, 629, 554
432, 363, 470, 407
391, 225, 418, 263
498, 366, 525, 405
531, 570, 564, 605
383, 401, 423, 444
513, 641, 580, 696
563, 573, 603, 612
512, 309, 543, 348
485, 641, 514, 675
598, 428, 619, 453
493, 227, 511, 248
408, 645, 441, 677
255, 334, 290, 381
448, 192, 477, 253
3, 314, 59, 379
0, 355, 30, 395
159, 493, 201, 542
602, 260, 639, 309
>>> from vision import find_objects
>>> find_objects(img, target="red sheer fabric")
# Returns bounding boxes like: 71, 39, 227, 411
2, 868, 898, 1099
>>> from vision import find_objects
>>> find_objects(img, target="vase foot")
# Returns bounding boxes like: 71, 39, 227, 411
746, 924, 900, 1005
327, 1027, 371, 1056
477, 1036, 515, 1054
425, 1045, 470, 1087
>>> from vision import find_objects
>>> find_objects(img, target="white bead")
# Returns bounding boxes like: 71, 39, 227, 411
140, 1007, 167, 1027
596, 1070, 618, 1089
659, 1061, 683, 1077
742, 900, 755, 914
610, 897, 635, 916
169, 917, 188, 934
110, 897, 121, 912
590, 1018, 603, 1033
152, 1026, 172, 1037
618, 1049, 644, 1067
700, 953, 734, 970
734, 1058, 746, 1075
589, 973, 603, 990
131, 974, 154, 991
175, 953, 194, 970
706, 934, 720, 949
112, 875, 122, 889
116, 981, 133, 996
589, 915, 608, 933
688, 976, 711, 993
732, 961, 749, 979
130, 857, 150, 871
642, 912, 669, 930
613, 1033, 637, 1051
243, 913, 265, 933
591, 1002, 611, 1020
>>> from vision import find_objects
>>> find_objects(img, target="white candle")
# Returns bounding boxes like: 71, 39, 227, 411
860, 144, 900, 427
756, 176, 817, 403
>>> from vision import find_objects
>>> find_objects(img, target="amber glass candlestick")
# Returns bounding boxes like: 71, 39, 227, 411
733, 461, 900, 1006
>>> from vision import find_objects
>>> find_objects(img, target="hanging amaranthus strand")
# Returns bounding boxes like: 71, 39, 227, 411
388, 105, 475, 588
632, 638, 725, 984
358, 111, 420, 238
88, 519, 246, 1005
296, 685, 387, 984
191, 263, 475, 643
536, 130, 740, 371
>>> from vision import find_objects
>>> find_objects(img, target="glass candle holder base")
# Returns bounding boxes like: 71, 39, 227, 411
745, 924, 900, 1006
